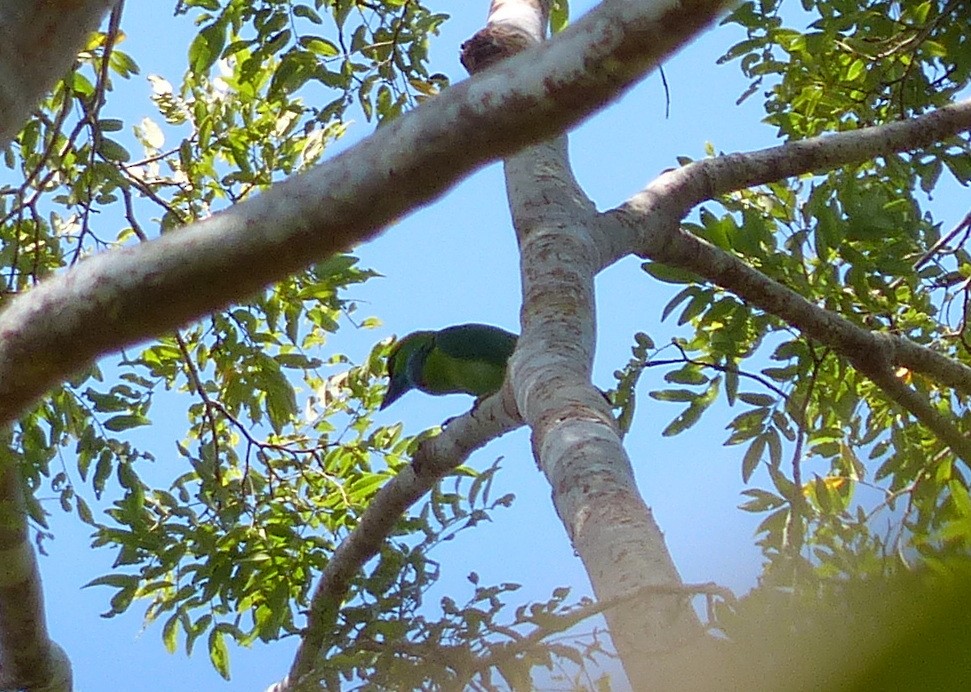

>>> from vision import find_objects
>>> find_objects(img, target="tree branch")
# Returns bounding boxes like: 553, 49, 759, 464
597, 98, 971, 463
0, 0, 730, 426
283, 390, 521, 686
597, 97, 971, 268
658, 97, 971, 218
466, 3, 711, 688
603, 100, 971, 393
0, 462, 71, 691
0, 0, 119, 146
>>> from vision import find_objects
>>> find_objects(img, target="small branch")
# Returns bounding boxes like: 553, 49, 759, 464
911, 210, 971, 273
282, 389, 522, 687
463, 581, 732, 683
173, 332, 223, 488
649, 351, 791, 402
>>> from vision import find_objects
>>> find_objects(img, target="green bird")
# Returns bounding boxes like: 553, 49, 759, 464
380, 323, 518, 410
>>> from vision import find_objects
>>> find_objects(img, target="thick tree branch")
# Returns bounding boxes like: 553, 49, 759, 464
475, 3, 705, 688
605, 100, 971, 392
597, 97, 971, 268
659, 97, 971, 218
0, 463, 71, 691
595, 98, 971, 462
0, 5, 118, 684
615, 222, 971, 464
283, 390, 521, 687
642, 224, 971, 392
510, 183, 704, 687
0, 0, 729, 426
0, 0, 118, 146
465, 1, 718, 686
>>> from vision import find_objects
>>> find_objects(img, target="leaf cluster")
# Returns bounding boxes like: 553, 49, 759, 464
626, 0, 971, 630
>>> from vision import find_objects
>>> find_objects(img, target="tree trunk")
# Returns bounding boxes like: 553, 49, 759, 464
464, 1, 707, 687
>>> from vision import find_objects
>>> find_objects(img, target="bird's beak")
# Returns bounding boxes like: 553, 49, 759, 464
379, 378, 409, 410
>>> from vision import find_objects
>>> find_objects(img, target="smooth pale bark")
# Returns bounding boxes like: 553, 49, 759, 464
0, 0, 118, 146
0, 0, 730, 426
491, 2, 704, 686
0, 465, 71, 691
0, 3, 116, 688
506, 137, 705, 687
276, 5, 971, 690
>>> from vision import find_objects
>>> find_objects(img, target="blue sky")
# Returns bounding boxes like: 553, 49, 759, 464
30, 2, 967, 690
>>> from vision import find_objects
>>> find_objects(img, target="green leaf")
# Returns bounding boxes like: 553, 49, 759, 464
550, 0, 569, 33
103, 414, 151, 432
724, 365, 739, 406
163, 613, 179, 655
293, 6, 323, 24
301, 36, 339, 57
649, 389, 699, 403
91, 463, 112, 505
662, 403, 704, 436
189, 21, 226, 75
739, 393, 776, 407
208, 628, 230, 680
643, 261, 704, 285
98, 138, 131, 162
678, 294, 708, 326
661, 286, 697, 322
84, 574, 138, 589
739, 488, 785, 512
742, 435, 766, 483
70, 72, 96, 97
665, 367, 709, 385
76, 496, 95, 525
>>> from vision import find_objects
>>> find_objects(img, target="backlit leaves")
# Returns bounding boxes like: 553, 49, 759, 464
626, 0, 971, 631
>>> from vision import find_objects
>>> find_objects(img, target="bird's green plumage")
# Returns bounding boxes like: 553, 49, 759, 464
380, 324, 517, 409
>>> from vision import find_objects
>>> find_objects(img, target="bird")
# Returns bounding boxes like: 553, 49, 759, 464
380, 323, 518, 410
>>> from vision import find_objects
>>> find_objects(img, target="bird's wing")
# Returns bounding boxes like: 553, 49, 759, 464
434, 324, 517, 365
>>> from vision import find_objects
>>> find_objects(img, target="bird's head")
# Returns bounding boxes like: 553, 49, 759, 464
380, 330, 434, 410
